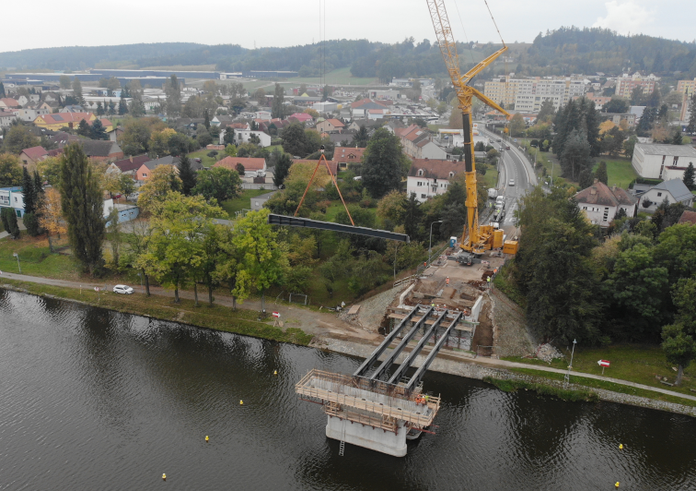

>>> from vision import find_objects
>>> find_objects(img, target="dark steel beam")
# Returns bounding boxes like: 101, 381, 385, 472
369, 306, 434, 381
268, 214, 410, 243
353, 306, 421, 377
387, 310, 448, 385
406, 312, 463, 390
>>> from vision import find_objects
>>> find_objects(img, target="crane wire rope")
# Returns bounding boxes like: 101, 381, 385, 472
452, 1, 476, 68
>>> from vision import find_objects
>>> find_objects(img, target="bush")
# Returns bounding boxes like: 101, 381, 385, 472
207, 150, 218, 158
23, 212, 42, 237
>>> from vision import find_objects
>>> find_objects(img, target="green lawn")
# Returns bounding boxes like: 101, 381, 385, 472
291, 67, 378, 86
504, 343, 695, 397
188, 149, 222, 168
593, 158, 638, 188
0, 236, 80, 281
220, 189, 272, 217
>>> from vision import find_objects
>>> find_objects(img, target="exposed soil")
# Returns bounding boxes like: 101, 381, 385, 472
490, 288, 535, 357
471, 295, 493, 356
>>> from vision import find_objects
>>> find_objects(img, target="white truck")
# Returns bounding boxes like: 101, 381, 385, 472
487, 188, 498, 199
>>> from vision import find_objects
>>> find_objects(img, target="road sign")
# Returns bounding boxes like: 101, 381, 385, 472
272, 312, 281, 318
598, 360, 610, 367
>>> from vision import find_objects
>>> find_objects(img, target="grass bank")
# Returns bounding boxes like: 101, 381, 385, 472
483, 376, 599, 402
593, 158, 638, 188
0, 278, 313, 346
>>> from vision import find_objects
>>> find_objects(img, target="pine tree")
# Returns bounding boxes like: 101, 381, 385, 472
594, 161, 608, 185
118, 92, 128, 115
177, 155, 197, 196
91, 119, 107, 140
671, 129, 683, 145
0, 82, 6, 98
22, 167, 36, 215
683, 162, 696, 191
271, 83, 285, 119
203, 110, 210, 130
59, 143, 106, 275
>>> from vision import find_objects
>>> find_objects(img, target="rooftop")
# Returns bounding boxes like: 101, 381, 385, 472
635, 143, 696, 158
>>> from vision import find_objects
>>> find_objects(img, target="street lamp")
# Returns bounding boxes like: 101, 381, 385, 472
12, 252, 21, 274
429, 220, 443, 262
564, 339, 577, 385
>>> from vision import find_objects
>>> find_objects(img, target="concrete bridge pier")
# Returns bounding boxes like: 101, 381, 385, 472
326, 416, 408, 457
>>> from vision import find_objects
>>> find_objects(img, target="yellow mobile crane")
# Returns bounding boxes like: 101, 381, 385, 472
426, 0, 512, 254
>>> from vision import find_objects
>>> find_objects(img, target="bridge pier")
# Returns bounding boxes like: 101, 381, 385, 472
326, 417, 408, 457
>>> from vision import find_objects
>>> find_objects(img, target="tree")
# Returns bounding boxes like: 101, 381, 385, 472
351, 126, 370, 148
59, 75, 71, 90
22, 167, 41, 237
137, 165, 183, 212
128, 80, 146, 117
0, 154, 23, 186
509, 113, 526, 137
560, 129, 592, 181
603, 98, 629, 114
235, 163, 245, 176
118, 174, 136, 198
686, 93, 696, 135
91, 119, 108, 140
671, 129, 683, 145
281, 122, 310, 157
118, 90, 128, 115
106, 208, 122, 268
77, 119, 91, 137
72, 77, 84, 104
1, 208, 20, 239
3, 125, 40, 154
271, 150, 292, 188
362, 128, 409, 199
164, 75, 182, 117
231, 209, 288, 313
177, 155, 197, 196
376, 190, 407, 224
594, 161, 608, 185
193, 167, 242, 203
0, 82, 4, 98
149, 128, 177, 157
223, 127, 236, 146
662, 278, 696, 385
196, 126, 213, 147
536, 98, 556, 122
683, 162, 695, 191
119, 118, 153, 156
59, 143, 106, 275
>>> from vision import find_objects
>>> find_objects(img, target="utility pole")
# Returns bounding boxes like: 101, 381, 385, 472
564, 339, 577, 386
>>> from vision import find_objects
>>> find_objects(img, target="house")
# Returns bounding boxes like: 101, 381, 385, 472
0, 98, 20, 109
106, 126, 124, 142
315, 118, 345, 133
396, 124, 448, 160
407, 159, 465, 202
574, 179, 637, 226
33, 112, 97, 131
287, 113, 313, 124
135, 156, 180, 181
678, 210, 696, 225
0, 111, 18, 128
631, 143, 696, 180
59, 105, 85, 113
0, 186, 26, 217
14, 107, 51, 123
214, 156, 267, 174
638, 179, 694, 211
78, 140, 124, 162
223, 129, 272, 147
107, 154, 151, 176
254, 111, 272, 121
19, 146, 48, 171
250, 191, 277, 211
333, 147, 366, 171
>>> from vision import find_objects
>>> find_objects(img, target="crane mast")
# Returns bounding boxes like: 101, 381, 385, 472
426, 0, 510, 254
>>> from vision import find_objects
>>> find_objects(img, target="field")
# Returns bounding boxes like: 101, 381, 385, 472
593, 158, 638, 188
220, 189, 273, 217
0, 235, 79, 281
242, 67, 379, 92
187, 148, 222, 168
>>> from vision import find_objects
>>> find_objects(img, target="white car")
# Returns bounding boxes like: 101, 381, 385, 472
508, 179, 515, 186
113, 284, 134, 295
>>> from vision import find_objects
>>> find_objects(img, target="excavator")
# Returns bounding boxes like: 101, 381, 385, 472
426, 0, 518, 256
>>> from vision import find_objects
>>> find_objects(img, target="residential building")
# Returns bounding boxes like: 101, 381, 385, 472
316, 119, 345, 133
33, 112, 98, 131
395, 124, 447, 160
638, 179, 694, 211
631, 143, 696, 180
484, 76, 587, 112
333, 147, 366, 171
222, 129, 271, 147
19, 146, 48, 171
214, 156, 267, 174
407, 159, 464, 202
287, 113, 313, 124
135, 156, 180, 181
0, 98, 20, 109
0, 111, 17, 128
106, 154, 151, 176
0, 187, 26, 217
678, 210, 696, 225
77, 140, 124, 162
14, 107, 51, 123
350, 99, 388, 119
615, 73, 658, 99
574, 179, 636, 226
678, 78, 696, 122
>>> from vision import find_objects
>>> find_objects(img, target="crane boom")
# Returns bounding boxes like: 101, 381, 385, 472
426, 0, 510, 254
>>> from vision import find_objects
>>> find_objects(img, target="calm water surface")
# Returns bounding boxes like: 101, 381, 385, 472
0, 289, 694, 490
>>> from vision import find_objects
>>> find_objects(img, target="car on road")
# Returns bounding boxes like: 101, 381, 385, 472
113, 284, 134, 295
508, 178, 515, 186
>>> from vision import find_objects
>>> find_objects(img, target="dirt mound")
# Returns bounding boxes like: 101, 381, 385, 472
490, 289, 535, 357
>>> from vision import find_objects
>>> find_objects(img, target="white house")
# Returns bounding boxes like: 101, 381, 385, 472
631, 143, 696, 180
254, 110, 271, 121
637, 179, 694, 212
574, 180, 636, 226
407, 159, 464, 202
219, 129, 271, 147
0, 186, 26, 217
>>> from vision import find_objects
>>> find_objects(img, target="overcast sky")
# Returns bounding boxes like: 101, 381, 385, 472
2, 0, 694, 53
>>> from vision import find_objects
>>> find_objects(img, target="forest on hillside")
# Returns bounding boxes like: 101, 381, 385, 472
1, 28, 695, 79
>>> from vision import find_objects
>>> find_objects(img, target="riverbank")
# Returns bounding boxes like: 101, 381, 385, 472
1, 274, 695, 418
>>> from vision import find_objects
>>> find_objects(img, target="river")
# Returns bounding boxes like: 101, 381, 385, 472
0, 289, 694, 490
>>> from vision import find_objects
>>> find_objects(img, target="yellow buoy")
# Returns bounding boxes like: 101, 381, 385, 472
240, 400, 244, 405
274, 370, 277, 375
162, 473, 167, 481
205, 435, 209, 442
615, 482, 620, 488
619, 444, 623, 450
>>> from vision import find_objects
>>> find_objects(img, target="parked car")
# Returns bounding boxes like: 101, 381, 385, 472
508, 178, 515, 186
113, 284, 134, 295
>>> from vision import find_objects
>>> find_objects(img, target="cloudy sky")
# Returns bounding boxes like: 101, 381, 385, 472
2, 0, 694, 53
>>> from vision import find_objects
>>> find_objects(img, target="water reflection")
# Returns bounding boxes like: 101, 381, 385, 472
0, 289, 694, 491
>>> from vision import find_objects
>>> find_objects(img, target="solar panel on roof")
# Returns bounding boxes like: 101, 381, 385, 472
53, 115, 63, 121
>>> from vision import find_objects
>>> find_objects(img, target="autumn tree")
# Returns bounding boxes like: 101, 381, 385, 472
137, 165, 183, 212
2, 125, 39, 155
164, 75, 182, 117
38, 188, 66, 252
662, 278, 696, 385
192, 166, 241, 203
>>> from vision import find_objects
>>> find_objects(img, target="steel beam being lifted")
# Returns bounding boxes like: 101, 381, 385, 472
406, 311, 463, 390
353, 305, 422, 378
369, 306, 434, 381
387, 309, 448, 385
267, 214, 410, 242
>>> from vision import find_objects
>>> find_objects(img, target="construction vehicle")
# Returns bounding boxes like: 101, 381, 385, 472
427, 0, 518, 255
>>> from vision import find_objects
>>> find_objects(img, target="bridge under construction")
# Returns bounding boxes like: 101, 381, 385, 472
295, 305, 477, 456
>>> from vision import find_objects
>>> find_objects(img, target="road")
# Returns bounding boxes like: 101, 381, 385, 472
479, 125, 537, 238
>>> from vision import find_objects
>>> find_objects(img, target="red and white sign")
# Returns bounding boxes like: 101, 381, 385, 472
597, 360, 611, 367
272, 312, 281, 318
